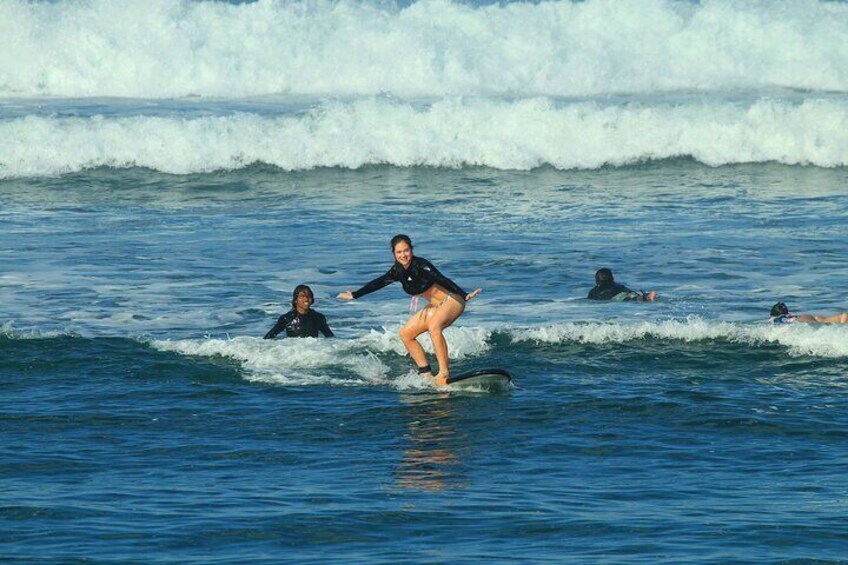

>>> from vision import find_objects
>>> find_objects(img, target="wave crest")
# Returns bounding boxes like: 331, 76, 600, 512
3, 96, 847, 178
509, 318, 848, 358
149, 325, 491, 387
2, 0, 847, 99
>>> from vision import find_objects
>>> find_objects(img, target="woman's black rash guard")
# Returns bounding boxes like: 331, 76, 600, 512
351, 256, 467, 300
264, 309, 334, 339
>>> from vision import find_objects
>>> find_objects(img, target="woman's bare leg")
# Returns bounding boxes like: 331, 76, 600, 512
428, 297, 465, 385
399, 312, 431, 375
813, 312, 848, 324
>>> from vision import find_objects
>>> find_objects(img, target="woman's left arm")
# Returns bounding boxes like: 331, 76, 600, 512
465, 288, 482, 301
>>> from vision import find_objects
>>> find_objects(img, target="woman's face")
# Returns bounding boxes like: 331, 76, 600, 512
393, 240, 413, 267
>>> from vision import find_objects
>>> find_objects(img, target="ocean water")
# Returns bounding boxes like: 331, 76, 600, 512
3, 0, 848, 562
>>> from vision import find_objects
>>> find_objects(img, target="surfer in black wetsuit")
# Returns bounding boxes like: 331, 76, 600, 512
587, 268, 657, 301
264, 285, 334, 339
337, 234, 482, 387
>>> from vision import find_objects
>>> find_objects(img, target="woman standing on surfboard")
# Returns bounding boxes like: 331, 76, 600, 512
337, 234, 482, 386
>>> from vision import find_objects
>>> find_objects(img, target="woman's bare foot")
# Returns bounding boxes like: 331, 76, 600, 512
432, 373, 449, 387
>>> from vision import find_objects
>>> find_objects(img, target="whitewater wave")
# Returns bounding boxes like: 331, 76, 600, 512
147, 319, 848, 391
149, 325, 491, 388
0, 320, 76, 340
3, 96, 847, 177
509, 318, 848, 358
152, 335, 391, 386
2, 0, 847, 99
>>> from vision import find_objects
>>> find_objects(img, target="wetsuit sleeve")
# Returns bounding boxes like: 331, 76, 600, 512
420, 258, 467, 298
588, 283, 632, 301
264, 311, 295, 339
351, 268, 398, 299
615, 283, 636, 300
318, 313, 334, 337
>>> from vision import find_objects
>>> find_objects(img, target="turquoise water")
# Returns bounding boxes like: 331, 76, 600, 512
3, 0, 848, 562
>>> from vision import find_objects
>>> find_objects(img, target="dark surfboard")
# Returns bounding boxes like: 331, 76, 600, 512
445, 368, 512, 389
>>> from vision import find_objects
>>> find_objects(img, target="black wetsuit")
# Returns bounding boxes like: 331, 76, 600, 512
351, 256, 467, 299
264, 309, 334, 339
587, 282, 635, 301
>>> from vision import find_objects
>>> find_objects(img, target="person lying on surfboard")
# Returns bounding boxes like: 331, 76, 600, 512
264, 284, 334, 339
587, 268, 657, 302
337, 234, 482, 387
768, 302, 848, 324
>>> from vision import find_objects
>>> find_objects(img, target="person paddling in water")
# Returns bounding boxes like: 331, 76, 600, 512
587, 268, 657, 302
768, 302, 848, 324
337, 234, 482, 387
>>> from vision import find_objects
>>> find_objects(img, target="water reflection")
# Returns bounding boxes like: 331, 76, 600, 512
394, 394, 468, 492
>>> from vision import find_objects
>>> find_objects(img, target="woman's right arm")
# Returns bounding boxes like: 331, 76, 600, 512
337, 269, 397, 300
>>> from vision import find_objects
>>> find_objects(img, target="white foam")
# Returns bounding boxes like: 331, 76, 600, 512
151, 335, 385, 385
391, 370, 440, 392
509, 318, 848, 358
0, 321, 17, 338
0, 320, 74, 340
2, 0, 847, 98
149, 325, 492, 386
2, 96, 847, 178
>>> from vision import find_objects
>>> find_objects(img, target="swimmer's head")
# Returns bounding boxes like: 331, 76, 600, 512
595, 268, 614, 285
292, 284, 314, 308
770, 302, 790, 317
390, 234, 413, 251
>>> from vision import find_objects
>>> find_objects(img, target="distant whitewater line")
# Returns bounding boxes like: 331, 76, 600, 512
2, 0, 848, 99
509, 319, 848, 358
2, 96, 847, 177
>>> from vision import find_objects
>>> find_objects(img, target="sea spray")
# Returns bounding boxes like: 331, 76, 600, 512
2, 0, 847, 98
